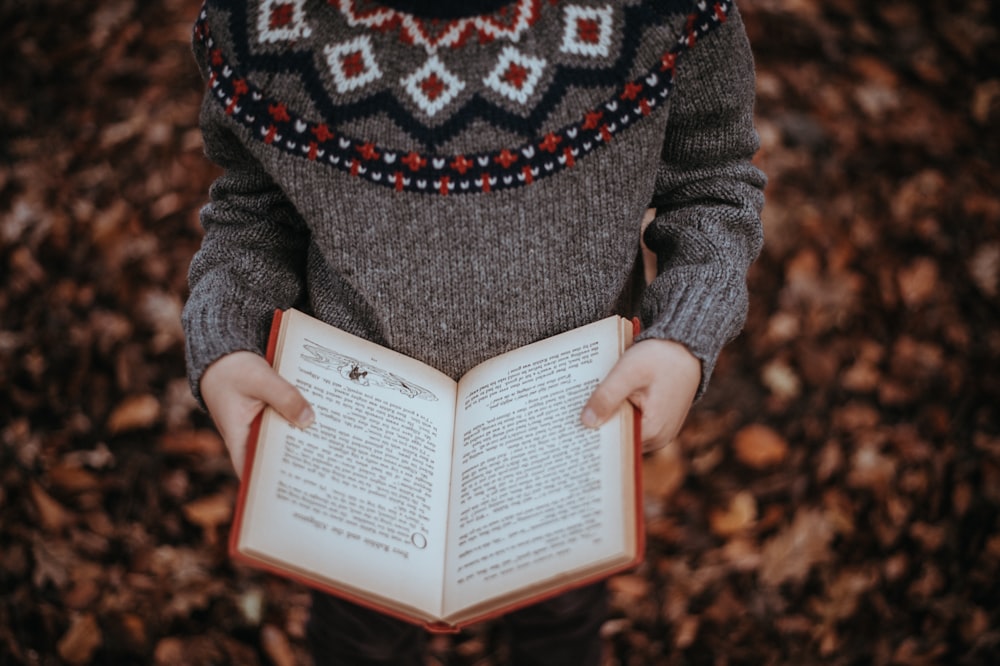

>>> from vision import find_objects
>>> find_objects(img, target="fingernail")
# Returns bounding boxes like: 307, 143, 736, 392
296, 406, 315, 429
581, 408, 599, 429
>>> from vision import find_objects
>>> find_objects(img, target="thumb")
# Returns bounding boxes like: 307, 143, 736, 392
247, 361, 315, 429
581, 362, 636, 429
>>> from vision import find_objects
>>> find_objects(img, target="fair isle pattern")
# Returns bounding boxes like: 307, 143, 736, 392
258, 0, 312, 43
483, 46, 548, 105
400, 55, 466, 117
324, 35, 382, 93
559, 5, 615, 58
196, 0, 733, 195
334, 0, 543, 53
221, 0, 692, 149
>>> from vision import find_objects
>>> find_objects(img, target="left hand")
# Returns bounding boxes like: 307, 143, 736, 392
580, 338, 701, 452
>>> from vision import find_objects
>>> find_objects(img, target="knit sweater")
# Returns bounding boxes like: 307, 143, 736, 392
182, 0, 766, 404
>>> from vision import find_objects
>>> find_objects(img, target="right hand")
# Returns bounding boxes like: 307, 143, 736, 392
200, 351, 315, 477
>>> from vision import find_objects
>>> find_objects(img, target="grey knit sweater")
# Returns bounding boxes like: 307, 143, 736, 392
183, 0, 765, 404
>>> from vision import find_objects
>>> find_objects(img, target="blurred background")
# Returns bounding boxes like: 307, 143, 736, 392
1, 0, 998, 663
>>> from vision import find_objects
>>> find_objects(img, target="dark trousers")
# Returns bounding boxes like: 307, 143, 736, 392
307, 582, 608, 665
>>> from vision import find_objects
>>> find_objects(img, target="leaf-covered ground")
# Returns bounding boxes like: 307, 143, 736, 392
1, 0, 998, 664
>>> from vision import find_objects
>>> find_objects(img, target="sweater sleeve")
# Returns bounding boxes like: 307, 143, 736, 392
637, 4, 766, 398
181, 96, 310, 406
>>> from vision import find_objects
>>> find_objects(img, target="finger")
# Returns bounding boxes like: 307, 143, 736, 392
227, 436, 248, 480
581, 358, 645, 428
640, 413, 676, 453
245, 362, 315, 429
635, 383, 696, 452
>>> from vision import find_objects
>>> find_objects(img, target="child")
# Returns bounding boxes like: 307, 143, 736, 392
183, 0, 765, 662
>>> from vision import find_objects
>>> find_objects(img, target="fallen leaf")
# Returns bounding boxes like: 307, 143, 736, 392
261, 624, 296, 666
709, 491, 758, 537
153, 637, 186, 666
158, 429, 225, 458
674, 615, 699, 649
29, 482, 74, 532
733, 424, 789, 469
642, 440, 685, 501
813, 568, 876, 623
971, 79, 1000, 125
48, 465, 102, 493
607, 574, 651, 605
847, 444, 897, 494
759, 508, 834, 587
107, 394, 161, 433
57, 613, 102, 665
761, 359, 801, 400
182, 492, 234, 547
968, 243, 1000, 297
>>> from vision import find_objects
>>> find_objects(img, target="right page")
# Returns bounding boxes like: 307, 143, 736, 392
441, 316, 637, 621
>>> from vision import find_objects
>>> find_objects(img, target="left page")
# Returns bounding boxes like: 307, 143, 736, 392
234, 309, 458, 620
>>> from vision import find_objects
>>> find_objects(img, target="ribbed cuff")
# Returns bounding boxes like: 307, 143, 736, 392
635, 266, 748, 399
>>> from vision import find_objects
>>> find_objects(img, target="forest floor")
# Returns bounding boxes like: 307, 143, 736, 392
1, 0, 998, 664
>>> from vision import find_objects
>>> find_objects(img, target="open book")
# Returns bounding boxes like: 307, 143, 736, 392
229, 308, 644, 632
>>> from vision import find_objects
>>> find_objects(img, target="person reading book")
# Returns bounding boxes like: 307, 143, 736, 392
182, 0, 765, 662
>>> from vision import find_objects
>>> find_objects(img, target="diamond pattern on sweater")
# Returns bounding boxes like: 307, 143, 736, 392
335, 0, 542, 53
401, 55, 466, 117
324, 35, 382, 94
560, 5, 614, 58
257, 0, 311, 43
483, 47, 547, 106
198, 0, 735, 192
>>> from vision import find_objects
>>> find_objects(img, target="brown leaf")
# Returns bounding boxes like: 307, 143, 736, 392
107, 394, 161, 433
261, 624, 296, 666
608, 574, 651, 606
153, 638, 186, 666
137, 288, 184, 353
64, 562, 104, 609
57, 613, 102, 665
182, 492, 234, 547
968, 242, 1000, 297
674, 615, 700, 650
29, 481, 74, 532
909, 522, 946, 552
814, 568, 876, 623
908, 564, 945, 600
971, 79, 1000, 125
31, 538, 77, 589
896, 257, 940, 309
733, 424, 789, 469
709, 491, 757, 537
158, 429, 225, 458
847, 444, 897, 494
759, 508, 834, 587
48, 465, 102, 493
641, 441, 685, 501
760, 359, 801, 400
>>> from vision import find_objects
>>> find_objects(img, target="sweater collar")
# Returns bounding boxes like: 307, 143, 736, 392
372, 0, 520, 19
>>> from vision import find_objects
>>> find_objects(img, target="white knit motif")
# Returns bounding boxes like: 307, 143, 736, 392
334, 0, 540, 53
257, 0, 312, 43
559, 5, 614, 58
325, 35, 383, 94
400, 55, 466, 117
483, 47, 547, 105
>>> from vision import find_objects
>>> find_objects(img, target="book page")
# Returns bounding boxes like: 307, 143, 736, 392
238, 310, 457, 617
442, 316, 633, 616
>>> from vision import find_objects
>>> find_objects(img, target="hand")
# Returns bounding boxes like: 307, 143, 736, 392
581, 338, 701, 452
200, 351, 315, 477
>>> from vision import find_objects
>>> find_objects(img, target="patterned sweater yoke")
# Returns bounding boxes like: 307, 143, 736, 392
183, 0, 766, 402
195, 0, 737, 195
